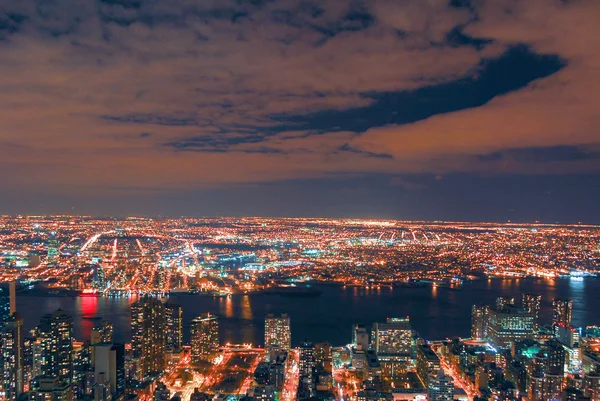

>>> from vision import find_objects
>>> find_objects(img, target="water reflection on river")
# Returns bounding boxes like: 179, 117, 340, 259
15, 277, 597, 346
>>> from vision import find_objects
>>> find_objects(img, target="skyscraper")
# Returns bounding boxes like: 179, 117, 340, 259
299, 341, 315, 377
37, 309, 74, 385
427, 370, 454, 401
371, 317, 413, 357
1, 312, 24, 400
553, 299, 573, 327
416, 344, 440, 387
165, 302, 183, 352
352, 324, 369, 350
471, 304, 487, 340
72, 341, 91, 400
522, 294, 541, 330
91, 322, 113, 345
264, 314, 291, 351
47, 232, 60, 265
190, 313, 219, 364
131, 297, 166, 379
0, 282, 16, 323
94, 343, 125, 401
486, 306, 535, 350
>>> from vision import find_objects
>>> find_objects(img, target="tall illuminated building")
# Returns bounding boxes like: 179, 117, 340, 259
522, 294, 541, 330
1, 312, 24, 400
37, 309, 74, 386
47, 232, 60, 265
94, 343, 125, 401
371, 317, 413, 356
352, 324, 369, 350
264, 314, 291, 351
486, 306, 535, 350
416, 344, 440, 387
131, 297, 166, 379
299, 341, 315, 376
427, 370, 454, 401
0, 287, 11, 323
314, 343, 332, 372
471, 304, 487, 340
553, 299, 573, 327
91, 322, 113, 345
165, 302, 183, 352
190, 313, 219, 364
72, 341, 91, 400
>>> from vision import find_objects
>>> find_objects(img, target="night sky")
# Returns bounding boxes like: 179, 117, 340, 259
1, 0, 599, 222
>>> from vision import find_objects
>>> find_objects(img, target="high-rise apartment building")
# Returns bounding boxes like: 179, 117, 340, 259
165, 302, 183, 352
486, 306, 535, 350
553, 299, 573, 327
47, 233, 60, 265
91, 322, 113, 345
264, 314, 291, 351
471, 304, 487, 340
522, 294, 541, 330
190, 313, 219, 364
371, 317, 413, 357
37, 309, 74, 385
131, 297, 166, 379
94, 343, 125, 401
416, 344, 440, 387
299, 341, 315, 377
352, 324, 369, 350
427, 370, 454, 401
1, 312, 24, 400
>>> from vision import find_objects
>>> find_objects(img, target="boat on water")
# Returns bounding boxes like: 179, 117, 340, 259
77, 289, 102, 297
262, 285, 322, 297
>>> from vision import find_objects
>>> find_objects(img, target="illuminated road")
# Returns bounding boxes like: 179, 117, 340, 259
199, 348, 263, 395
430, 342, 479, 401
164, 349, 207, 401
333, 365, 360, 401
282, 349, 299, 401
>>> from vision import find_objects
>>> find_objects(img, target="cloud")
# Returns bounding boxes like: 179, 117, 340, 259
0, 0, 598, 199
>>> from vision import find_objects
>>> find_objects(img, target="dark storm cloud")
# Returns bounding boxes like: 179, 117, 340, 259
268, 45, 565, 134
164, 45, 565, 153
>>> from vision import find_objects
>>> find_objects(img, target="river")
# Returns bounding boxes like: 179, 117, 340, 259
15, 277, 597, 346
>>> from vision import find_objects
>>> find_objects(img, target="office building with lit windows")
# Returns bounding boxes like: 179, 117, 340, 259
190, 313, 219, 364
522, 294, 541, 330
299, 341, 315, 377
428, 370, 454, 401
264, 314, 291, 351
93, 343, 125, 401
131, 297, 166, 379
553, 299, 573, 327
416, 344, 440, 387
37, 309, 74, 386
371, 318, 413, 356
471, 304, 487, 340
165, 302, 183, 352
1, 312, 24, 400
486, 306, 535, 350
29, 376, 73, 401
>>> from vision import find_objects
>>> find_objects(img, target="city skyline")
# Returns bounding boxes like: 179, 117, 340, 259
1, 0, 599, 222
1, 213, 600, 400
